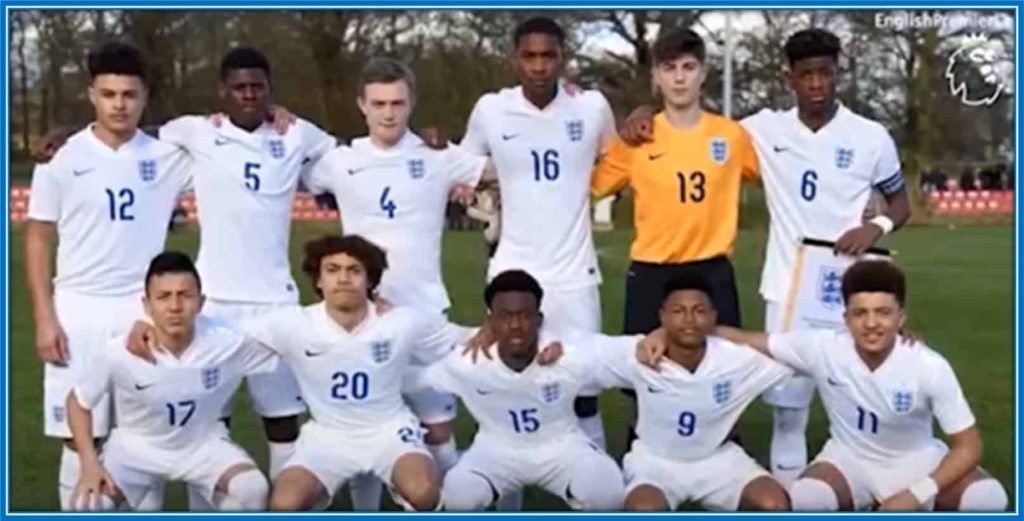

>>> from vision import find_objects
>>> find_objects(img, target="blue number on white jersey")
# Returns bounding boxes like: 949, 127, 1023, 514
330, 371, 370, 400
530, 149, 560, 181
105, 188, 135, 221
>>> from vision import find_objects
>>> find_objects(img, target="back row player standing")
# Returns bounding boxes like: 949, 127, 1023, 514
460, 16, 618, 449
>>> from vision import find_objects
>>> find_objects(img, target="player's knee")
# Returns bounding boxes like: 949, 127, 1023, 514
219, 469, 269, 511
570, 468, 625, 510
624, 486, 670, 511
574, 396, 599, 418
397, 474, 440, 511
789, 478, 838, 511
269, 481, 315, 512
749, 490, 790, 511
958, 478, 1008, 511
441, 471, 493, 511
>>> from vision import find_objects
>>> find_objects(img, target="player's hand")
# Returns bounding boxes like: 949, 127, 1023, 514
537, 341, 564, 365
636, 328, 669, 369
126, 320, 162, 364
419, 126, 449, 150
373, 296, 394, 315
267, 105, 296, 134
71, 462, 117, 511
449, 184, 476, 206
899, 327, 922, 345
30, 126, 74, 163
35, 316, 69, 366
462, 320, 496, 363
619, 105, 657, 146
834, 223, 884, 256
878, 490, 923, 511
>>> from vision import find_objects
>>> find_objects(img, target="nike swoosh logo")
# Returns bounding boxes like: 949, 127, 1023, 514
214, 138, 230, 146
647, 385, 664, 393
776, 464, 803, 471
773, 145, 789, 153
648, 153, 665, 161
826, 377, 846, 387
475, 388, 493, 395
501, 133, 520, 141
73, 168, 94, 177
348, 167, 368, 175
134, 383, 156, 391
304, 350, 326, 357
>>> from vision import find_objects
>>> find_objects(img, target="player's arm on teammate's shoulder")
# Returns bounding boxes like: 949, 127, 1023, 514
618, 104, 658, 146
590, 138, 633, 199
30, 126, 76, 162
460, 316, 563, 365
737, 125, 761, 183
835, 131, 911, 255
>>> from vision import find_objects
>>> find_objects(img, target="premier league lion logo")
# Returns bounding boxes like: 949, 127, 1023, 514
945, 33, 1007, 107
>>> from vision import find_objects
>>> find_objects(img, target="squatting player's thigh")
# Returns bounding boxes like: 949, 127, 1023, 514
177, 434, 262, 505
690, 442, 772, 511
539, 438, 624, 510
863, 440, 948, 510
810, 439, 881, 510
441, 443, 523, 509
406, 389, 457, 426
99, 433, 170, 510
282, 422, 366, 506
622, 443, 690, 510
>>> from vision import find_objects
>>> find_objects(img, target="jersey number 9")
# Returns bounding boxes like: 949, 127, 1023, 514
677, 410, 697, 437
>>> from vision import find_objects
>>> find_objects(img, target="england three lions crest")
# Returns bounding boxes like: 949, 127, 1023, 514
817, 266, 844, 310
541, 383, 560, 403
371, 340, 392, 363
891, 388, 914, 414
138, 160, 157, 182
835, 147, 854, 170
201, 367, 220, 389
709, 138, 728, 165
408, 159, 426, 179
565, 120, 584, 142
712, 380, 731, 405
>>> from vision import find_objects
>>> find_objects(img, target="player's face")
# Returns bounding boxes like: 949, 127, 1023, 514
512, 33, 563, 97
786, 56, 837, 115
219, 68, 272, 129
844, 292, 906, 354
490, 292, 542, 357
357, 81, 413, 146
88, 74, 147, 136
652, 54, 706, 110
143, 273, 204, 339
659, 289, 716, 349
317, 252, 371, 310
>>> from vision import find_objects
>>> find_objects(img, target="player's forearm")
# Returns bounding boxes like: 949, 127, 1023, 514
714, 326, 769, 353
883, 189, 912, 229
65, 392, 99, 465
25, 221, 57, 323
931, 427, 983, 491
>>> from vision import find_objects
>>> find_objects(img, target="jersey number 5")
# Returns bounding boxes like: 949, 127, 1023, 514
244, 162, 261, 192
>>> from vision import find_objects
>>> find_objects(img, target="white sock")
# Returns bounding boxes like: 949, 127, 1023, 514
267, 441, 296, 480
958, 478, 1008, 511
215, 469, 270, 511
496, 489, 524, 511
428, 439, 459, 475
770, 407, 810, 487
59, 445, 81, 511
578, 416, 606, 450
789, 478, 838, 511
349, 473, 383, 511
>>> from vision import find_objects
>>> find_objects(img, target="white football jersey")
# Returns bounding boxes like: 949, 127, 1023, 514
768, 330, 976, 462
741, 105, 906, 302
159, 116, 335, 304
73, 315, 276, 451
594, 335, 792, 462
307, 132, 486, 312
407, 329, 604, 447
461, 86, 616, 289
27, 127, 192, 296
241, 304, 458, 436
